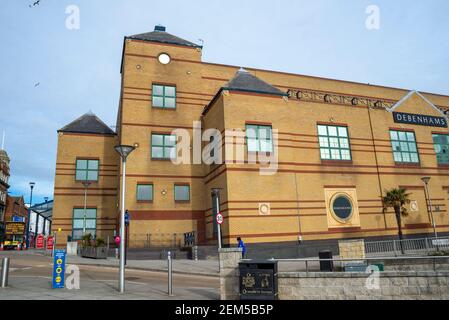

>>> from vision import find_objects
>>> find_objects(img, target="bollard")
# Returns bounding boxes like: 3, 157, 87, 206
1, 257, 10, 288
193, 245, 198, 261
167, 251, 173, 296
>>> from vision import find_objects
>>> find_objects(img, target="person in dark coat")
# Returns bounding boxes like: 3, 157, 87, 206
237, 237, 246, 258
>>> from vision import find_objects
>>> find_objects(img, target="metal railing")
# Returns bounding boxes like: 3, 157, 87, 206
257, 256, 449, 274
128, 233, 185, 248
365, 237, 449, 257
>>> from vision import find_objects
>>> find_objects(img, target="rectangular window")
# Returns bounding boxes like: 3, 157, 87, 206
317, 125, 352, 161
390, 130, 420, 163
152, 84, 176, 109
137, 184, 153, 201
246, 124, 273, 153
72, 208, 97, 240
175, 185, 190, 202
151, 134, 176, 160
433, 134, 449, 165
75, 159, 99, 182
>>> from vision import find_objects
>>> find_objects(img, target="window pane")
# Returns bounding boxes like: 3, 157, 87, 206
402, 153, 411, 162
392, 141, 401, 151
331, 149, 341, 160
410, 153, 419, 163
73, 209, 84, 219
165, 97, 176, 108
400, 142, 409, 152
87, 160, 99, 170
318, 126, 327, 136
137, 185, 153, 201
247, 139, 258, 152
259, 140, 273, 153
85, 209, 96, 219
258, 127, 272, 140
328, 126, 338, 137
398, 131, 407, 141
76, 170, 86, 181
152, 96, 164, 107
85, 219, 96, 229
85, 230, 96, 238
72, 229, 83, 240
165, 135, 176, 146
394, 152, 402, 162
167, 146, 176, 159
152, 134, 164, 146
76, 160, 87, 170
406, 132, 415, 141
339, 138, 349, 149
175, 185, 190, 201
319, 137, 329, 148
341, 150, 351, 160
338, 127, 348, 137
321, 149, 331, 159
390, 131, 398, 141
73, 219, 84, 229
165, 86, 176, 97
329, 137, 339, 148
153, 85, 164, 96
87, 170, 98, 181
408, 143, 417, 152
246, 126, 257, 139
152, 147, 164, 158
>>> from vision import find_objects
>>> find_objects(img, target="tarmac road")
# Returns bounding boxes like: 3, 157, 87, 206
0, 251, 219, 300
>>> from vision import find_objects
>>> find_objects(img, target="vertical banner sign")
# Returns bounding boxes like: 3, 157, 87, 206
52, 249, 66, 289
36, 235, 44, 249
46, 236, 54, 250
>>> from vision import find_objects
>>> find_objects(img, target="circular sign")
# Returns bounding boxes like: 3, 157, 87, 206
331, 195, 353, 222
216, 213, 224, 225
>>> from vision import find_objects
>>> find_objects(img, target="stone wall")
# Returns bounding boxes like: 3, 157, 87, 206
278, 271, 449, 300
338, 239, 366, 260
219, 248, 242, 300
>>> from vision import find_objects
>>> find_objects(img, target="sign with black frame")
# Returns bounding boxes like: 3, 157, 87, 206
393, 112, 448, 128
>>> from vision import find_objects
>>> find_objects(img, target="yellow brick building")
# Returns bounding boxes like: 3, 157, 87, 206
52, 25, 449, 252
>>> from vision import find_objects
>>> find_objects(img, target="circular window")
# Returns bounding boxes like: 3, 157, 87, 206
331, 194, 353, 222
158, 53, 171, 65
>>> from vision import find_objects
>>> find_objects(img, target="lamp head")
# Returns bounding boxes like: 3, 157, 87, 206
29, 182, 36, 189
114, 145, 136, 160
421, 177, 431, 184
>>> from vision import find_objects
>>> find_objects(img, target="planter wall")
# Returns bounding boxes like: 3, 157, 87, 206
80, 246, 108, 259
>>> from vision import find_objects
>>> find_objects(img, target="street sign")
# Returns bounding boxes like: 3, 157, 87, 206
5, 222, 25, 235
47, 236, 54, 250
216, 213, 224, 225
36, 235, 45, 249
52, 249, 66, 289
125, 210, 130, 227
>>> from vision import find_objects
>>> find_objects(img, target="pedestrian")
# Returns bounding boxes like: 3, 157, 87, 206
237, 237, 246, 258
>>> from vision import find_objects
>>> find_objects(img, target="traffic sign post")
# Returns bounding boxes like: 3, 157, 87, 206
52, 249, 66, 289
124, 210, 130, 265
216, 212, 223, 249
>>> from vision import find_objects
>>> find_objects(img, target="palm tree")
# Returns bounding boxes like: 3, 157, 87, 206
382, 188, 411, 254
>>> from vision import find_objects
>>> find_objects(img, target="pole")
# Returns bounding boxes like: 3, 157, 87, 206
215, 194, 222, 250
125, 225, 128, 266
26, 186, 34, 248
83, 184, 88, 235
424, 183, 438, 239
52, 232, 57, 257
168, 251, 173, 296
119, 158, 126, 294
34, 213, 39, 248
1, 257, 10, 288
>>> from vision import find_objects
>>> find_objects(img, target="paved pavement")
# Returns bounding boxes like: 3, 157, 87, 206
0, 251, 219, 300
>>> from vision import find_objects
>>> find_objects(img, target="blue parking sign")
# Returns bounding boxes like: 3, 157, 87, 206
125, 210, 130, 227
52, 249, 66, 289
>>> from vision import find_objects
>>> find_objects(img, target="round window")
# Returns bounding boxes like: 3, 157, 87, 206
158, 53, 171, 65
331, 194, 353, 221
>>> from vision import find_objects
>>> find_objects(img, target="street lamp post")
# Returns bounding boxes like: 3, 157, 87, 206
26, 182, 35, 249
114, 145, 135, 294
421, 177, 438, 240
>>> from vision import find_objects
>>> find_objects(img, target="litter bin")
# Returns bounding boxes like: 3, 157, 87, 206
318, 250, 333, 272
239, 260, 278, 300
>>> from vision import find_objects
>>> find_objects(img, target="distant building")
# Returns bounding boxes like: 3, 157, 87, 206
0, 149, 10, 242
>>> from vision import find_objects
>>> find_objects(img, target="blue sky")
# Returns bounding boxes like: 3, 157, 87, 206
0, 0, 448, 203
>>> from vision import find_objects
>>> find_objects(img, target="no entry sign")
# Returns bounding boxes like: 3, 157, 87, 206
216, 213, 224, 225
47, 236, 54, 250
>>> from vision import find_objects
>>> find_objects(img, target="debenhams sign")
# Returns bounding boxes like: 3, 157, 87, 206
393, 112, 448, 128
